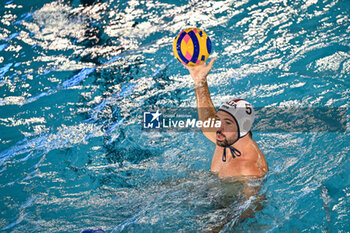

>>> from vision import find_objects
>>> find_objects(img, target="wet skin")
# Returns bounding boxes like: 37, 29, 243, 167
184, 58, 268, 178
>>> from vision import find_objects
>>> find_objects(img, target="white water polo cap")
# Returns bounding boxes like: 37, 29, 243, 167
217, 99, 255, 138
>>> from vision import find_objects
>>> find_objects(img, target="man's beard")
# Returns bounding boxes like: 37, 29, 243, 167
216, 130, 237, 147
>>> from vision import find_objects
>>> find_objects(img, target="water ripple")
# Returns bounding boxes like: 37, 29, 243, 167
0, 0, 349, 232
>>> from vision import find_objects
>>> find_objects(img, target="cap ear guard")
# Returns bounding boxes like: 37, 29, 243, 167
218, 99, 255, 138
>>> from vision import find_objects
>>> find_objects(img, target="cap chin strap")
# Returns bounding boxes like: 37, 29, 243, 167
221, 136, 243, 162
222, 146, 241, 162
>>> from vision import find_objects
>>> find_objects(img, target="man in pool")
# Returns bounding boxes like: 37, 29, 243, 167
185, 58, 268, 178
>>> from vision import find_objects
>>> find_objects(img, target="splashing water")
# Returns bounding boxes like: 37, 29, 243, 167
0, 0, 349, 232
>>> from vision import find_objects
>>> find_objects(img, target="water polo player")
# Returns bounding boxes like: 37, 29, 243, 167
185, 58, 268, 178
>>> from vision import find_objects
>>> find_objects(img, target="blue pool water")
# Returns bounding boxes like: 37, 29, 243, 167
0, 0, 349, 232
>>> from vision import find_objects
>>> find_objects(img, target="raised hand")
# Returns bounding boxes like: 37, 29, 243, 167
184, 57, 217, 85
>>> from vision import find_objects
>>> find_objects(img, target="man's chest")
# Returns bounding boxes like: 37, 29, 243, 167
210, 147, 246, 177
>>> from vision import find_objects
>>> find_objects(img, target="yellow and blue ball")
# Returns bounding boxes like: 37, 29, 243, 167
173, 28, 212, 66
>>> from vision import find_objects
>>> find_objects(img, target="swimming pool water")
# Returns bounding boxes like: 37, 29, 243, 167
0, 0, 349, 232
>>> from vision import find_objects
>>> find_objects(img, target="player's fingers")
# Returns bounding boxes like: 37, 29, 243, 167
208, 57, 217, 68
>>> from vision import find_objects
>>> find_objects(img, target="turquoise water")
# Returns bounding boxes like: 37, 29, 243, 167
0, 0, 349, 232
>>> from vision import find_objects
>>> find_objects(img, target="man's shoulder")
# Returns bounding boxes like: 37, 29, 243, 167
241, 139, 264, 160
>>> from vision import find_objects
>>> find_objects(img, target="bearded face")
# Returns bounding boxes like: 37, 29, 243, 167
215, 111, 239, 147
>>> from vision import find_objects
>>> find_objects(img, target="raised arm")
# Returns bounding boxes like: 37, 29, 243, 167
185, 58, 217, 143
